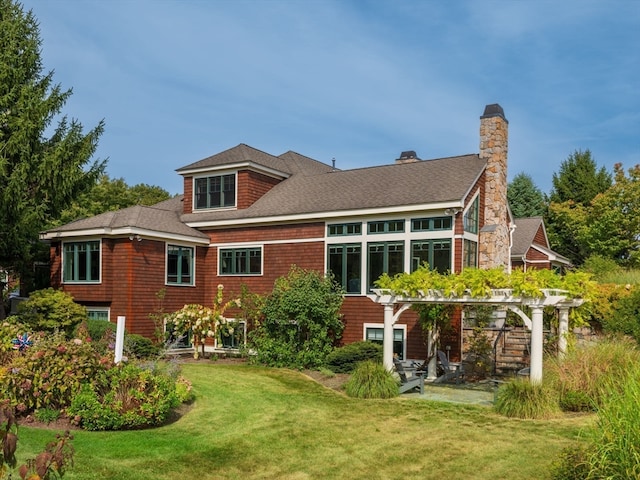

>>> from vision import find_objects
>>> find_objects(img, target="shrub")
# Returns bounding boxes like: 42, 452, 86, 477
544, 337, 640, 411
249, 266, 344, 369
494, 378, 560, 419
325, 341, 382, 373
77, 319, 116, 343
1, 334, 111, 413
15, 288, 87, 337
124, 333, 161, 359
68, 362, 180, 431
344, 361, 398, 399
34, 407, 61, 424
606, 287, 640, 343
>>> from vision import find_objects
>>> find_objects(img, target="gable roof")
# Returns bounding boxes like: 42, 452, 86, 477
181, 153, 486, 225
511, 217, 572, 266
511, 217, 546, 256
41, 197, 209, 243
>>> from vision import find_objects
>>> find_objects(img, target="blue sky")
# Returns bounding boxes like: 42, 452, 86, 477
22, 0, 640, 195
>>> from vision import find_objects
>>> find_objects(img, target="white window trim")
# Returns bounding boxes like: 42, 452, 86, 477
218, 245, 264, 276
87, 306, 110, 322
165, 243, 196, 287
363, 322, 407, 360
61, 238, 102, 284
192, 171, 238, 212
325, 214, 459, 295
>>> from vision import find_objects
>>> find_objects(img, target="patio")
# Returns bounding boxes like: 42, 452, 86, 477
402, 382, 496, 406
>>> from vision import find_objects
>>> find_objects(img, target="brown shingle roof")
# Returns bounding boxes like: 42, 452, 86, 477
43, 197, 208, 241
511, 217, 545, 256
176, 144, 293, 176
180, 153, 485, 223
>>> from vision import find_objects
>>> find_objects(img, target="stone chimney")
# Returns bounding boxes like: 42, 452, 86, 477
478, 104, 510, 269
395, 150, 420, 164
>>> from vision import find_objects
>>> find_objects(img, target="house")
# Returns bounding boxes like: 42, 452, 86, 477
41, 103, 515, 361
510, 216, 572, 272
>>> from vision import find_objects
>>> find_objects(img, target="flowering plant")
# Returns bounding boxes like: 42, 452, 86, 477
166, 285, 240, 359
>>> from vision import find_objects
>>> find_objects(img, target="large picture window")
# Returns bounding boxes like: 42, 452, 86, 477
63, 241, 100, 283
328, 244, 361, 294
411, 239, 451, 273
194, 173, 236, 210
219, 247, 262, 275
167, 245, 194, 285
367, 242, 404, 290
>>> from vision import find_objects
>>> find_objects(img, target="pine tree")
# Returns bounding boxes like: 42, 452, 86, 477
549, 149, 612, 205
507, 173, 547, 218
0, 0, 105, 297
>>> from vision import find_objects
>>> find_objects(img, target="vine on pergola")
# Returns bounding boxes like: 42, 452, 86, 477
374, 266, 596, 323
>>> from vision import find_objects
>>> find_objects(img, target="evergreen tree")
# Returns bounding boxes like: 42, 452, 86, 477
0, 0, 105, 294
549, 149, 612, 205
507, 173, 547, 218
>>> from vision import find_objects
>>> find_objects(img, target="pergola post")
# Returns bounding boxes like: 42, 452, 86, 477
383, 303, 395, 371
558, 306, 570, 359
530, 306, 544, 384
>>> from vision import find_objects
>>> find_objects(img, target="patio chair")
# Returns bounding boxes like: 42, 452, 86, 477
393, 358, 425, 394
434, 350, 464, 384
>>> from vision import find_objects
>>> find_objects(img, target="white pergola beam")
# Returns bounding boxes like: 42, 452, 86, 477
371, 289, 583, 383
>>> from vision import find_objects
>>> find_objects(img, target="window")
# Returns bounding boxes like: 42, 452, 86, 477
219, 247, 262, 275
368, 220, 404, 234
63, 241, 100, 283
328, 244, 362, 294
411, 217, 452, 232
217, 320, 246, 349
368, 242, 404, 290
327, 223, 362, 236
411, 239, 451, 273
194, 173, 236, 209
87, 307, 109, 322
464, 239, 478, 268
165, 320, 192, 349
167, 245, 194, 285
464, 196, 479, 234
365, 326, 405, 360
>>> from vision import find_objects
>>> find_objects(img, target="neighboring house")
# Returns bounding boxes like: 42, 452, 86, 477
510, 217, 572, 272
41, 104, 517, 361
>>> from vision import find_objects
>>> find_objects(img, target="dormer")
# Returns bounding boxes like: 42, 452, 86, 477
176, 144, 292, 214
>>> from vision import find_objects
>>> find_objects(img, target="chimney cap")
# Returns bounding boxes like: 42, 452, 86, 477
481, 103, 508, 123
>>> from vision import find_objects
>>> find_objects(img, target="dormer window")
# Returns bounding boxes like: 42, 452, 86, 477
194, 173, 236, 210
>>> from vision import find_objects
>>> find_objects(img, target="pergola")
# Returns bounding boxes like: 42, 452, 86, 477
370, 288, 584, 384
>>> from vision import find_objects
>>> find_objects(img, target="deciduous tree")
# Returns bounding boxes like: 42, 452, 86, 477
50, 174, 171, 227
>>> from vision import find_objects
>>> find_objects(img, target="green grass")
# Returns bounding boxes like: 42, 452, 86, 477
16, 364, 591, 480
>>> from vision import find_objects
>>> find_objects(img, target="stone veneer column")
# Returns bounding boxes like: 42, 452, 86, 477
478, 104, 510, 269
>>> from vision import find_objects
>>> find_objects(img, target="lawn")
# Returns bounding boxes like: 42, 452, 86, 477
16, 363, 592, 480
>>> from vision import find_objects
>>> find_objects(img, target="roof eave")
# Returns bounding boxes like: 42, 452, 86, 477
176, 161, 290, 180
184, 201, 465, 229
